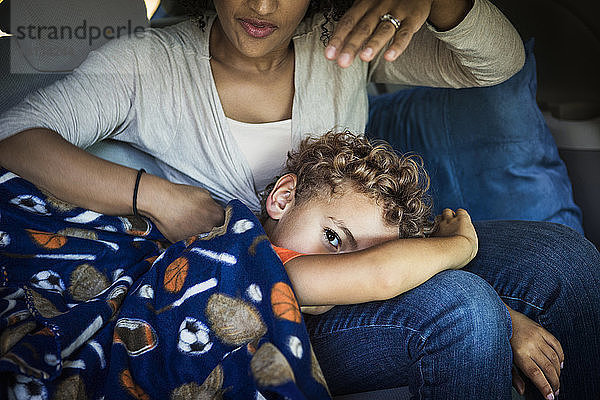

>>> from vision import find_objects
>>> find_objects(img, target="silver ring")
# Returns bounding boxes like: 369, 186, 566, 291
380, 13, 401, 30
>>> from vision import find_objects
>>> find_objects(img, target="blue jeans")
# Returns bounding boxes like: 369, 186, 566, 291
305, 221, 600, 399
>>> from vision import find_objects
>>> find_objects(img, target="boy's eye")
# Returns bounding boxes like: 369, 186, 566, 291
324, 228, 341, 250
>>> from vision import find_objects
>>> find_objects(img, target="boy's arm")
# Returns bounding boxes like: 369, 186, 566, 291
285, 208, 476, 307
286, 234, 472, 306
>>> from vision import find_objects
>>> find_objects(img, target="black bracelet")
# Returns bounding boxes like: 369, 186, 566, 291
132, 168, 146, 216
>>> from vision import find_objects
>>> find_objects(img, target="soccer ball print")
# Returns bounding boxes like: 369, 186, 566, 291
7, 375, 48, 400
30, 270, 66, 294
10, 195, 50, 216
178, 317, 213, 355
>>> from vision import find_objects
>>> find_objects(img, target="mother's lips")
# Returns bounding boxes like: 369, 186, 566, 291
238, 18, 278, 38
240, 18, 278, 28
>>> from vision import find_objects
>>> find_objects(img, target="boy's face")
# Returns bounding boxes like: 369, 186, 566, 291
268, 188, 399, 254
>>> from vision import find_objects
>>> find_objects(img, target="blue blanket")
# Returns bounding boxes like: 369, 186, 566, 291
0, 169, 330, 399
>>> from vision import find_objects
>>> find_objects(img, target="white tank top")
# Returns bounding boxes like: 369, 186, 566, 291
227, 117, 292, 193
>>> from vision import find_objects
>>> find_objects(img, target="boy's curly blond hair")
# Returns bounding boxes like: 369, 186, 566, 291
261, 131, 435, 238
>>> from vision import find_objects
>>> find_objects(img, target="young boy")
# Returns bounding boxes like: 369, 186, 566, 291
260, 131, 478, 312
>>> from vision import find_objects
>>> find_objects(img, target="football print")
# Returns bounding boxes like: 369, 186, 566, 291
119, 216, 151, 237
113, 318, 158, 357
68, 263, 110, 302
206, 293, 266, 346
250, 343, 295, 387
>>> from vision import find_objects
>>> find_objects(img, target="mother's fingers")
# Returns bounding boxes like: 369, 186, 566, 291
442, 208, 455, 219
516, 353, 558, 400
338, 13, 383, 66
360, 13, 406, 62
533, 348, 561, 394
326, 0, 433, 67
511, 365, 526, 396
383, 17, 422, 61
325, 0, 373, 63
542, 332, 565, 369
538, 341, 562, 380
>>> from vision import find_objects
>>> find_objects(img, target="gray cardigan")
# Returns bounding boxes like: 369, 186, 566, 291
0, 0, 524, 212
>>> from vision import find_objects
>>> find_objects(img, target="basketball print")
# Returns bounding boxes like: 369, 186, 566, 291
26, 229, 67, 250
185, 235, 197, 247
270, 282, 301, 324
164, 257, 189, 293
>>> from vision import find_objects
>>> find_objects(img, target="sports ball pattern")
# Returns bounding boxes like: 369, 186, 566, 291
0, 168, 329, 399
271, 282, 302, 324
26, 229, 68, 249
7, 375, 48, 400
30, 270, 65, 293
177, 317, 213, 355
10, 195, 50, 215
163, 257, 189, 293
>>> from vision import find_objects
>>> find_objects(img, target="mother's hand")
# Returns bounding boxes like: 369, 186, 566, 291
138, 175, 225, 243
325, 0, 472, 68
507, 306, 564, 400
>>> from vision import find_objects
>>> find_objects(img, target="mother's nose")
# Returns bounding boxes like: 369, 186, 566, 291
247, 0, 278, 15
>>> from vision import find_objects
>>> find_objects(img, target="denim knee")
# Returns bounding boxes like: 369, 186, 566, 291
410, 270, 513, 399
416, 270, 513, 363
470, 220, 600, 313
466, 220, 600, 399
305, 270, 513, 398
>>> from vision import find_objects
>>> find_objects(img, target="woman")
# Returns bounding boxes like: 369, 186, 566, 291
0, 0, 598, 398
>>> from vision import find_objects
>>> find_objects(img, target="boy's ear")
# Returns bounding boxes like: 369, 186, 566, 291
265, 173, 297, 220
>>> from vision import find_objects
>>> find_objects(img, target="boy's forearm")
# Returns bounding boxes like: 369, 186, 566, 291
285, 235, 471, 306
365, 235, 472, 296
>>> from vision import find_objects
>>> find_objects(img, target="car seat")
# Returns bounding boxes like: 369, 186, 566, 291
0, 0, 560, 398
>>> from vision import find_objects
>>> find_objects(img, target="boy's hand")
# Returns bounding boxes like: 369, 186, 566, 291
432, 208, 478, 267
508, 306, 564, 400
301, 305, 335, 315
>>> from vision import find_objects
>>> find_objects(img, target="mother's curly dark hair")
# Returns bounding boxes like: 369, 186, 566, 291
171, 0, 354, 45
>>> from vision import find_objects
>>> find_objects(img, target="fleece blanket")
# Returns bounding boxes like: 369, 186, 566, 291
0, 169, 330, 399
